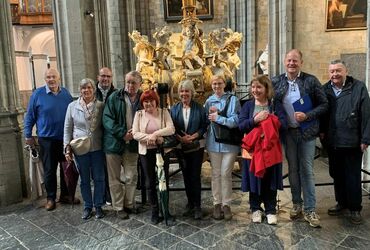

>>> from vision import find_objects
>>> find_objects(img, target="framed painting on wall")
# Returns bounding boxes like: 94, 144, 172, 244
326, 0, 367, 31
163, 0, 213, 22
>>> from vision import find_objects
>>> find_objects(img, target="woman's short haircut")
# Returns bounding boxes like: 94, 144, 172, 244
79, 78, 96, 92
250, 75, 274, 100
140, 90, 160, 107
178, 79, 196, 97
210, 74, 226, 84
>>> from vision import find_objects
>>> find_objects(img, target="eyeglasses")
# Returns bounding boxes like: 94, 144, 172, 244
99, 75, 112, 78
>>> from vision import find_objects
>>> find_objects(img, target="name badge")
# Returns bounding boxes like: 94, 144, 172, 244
300, 98, 304, 105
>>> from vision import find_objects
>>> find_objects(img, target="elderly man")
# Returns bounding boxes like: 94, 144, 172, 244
272, 49, 328, 228
95, 67, 116, 205
96, 67, 116, 103
24, 68, 78, 210
102, 71, 143, 219
321, 60, 370, 224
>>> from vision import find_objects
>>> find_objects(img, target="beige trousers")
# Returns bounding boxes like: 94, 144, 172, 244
208, 151, 238, 206
106, 150, 138, 211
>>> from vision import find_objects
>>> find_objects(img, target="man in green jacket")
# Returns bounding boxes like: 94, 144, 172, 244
102, 71, 142, 219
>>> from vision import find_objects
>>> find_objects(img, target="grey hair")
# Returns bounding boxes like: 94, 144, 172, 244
126, 70, 143, 83
178, 79, 196, 97
79, 78, 96, 92
330, 59, 347, 67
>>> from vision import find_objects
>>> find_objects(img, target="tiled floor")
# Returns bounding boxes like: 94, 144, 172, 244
1, 157, 370, 249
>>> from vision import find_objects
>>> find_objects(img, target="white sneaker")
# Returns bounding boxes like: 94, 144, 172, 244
304, 211, 320, 228
252, 210, 263, 223
266, 214, 277, 225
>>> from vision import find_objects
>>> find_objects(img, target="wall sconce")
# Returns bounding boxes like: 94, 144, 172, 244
84, 10, 94, 18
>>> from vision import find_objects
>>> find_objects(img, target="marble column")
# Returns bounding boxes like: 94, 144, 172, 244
0, 0, 26, 206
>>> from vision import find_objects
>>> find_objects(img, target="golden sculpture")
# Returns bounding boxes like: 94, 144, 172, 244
129, 0, 243, 104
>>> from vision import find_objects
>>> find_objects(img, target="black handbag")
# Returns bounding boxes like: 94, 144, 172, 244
161, 109, 179, 148
162, 134, 179, 148
212, 95, 243, 146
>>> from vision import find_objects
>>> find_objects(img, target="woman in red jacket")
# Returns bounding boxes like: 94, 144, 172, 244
238, 75, 287, 225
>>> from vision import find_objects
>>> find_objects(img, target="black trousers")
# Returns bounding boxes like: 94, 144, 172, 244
179, 147, 204, 208
139, 148, 169, 215
328, 147, 363, 212
249, 167, 277, 215
38, 137, 68, 200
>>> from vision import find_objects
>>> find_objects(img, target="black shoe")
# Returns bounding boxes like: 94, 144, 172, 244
194, 207, 202, 220
349, 211, 362, 225
116, 210, 129, 220
182, 204, 194, 217
151, 214, 164, 225
82, 208, 92, 220
124, 207, 140, 214
328, 204, 344, 216
95, 207, 105, 219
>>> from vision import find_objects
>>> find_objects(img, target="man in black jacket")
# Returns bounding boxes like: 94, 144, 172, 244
321, 60, 370, 224
272, 49, 328, 228
96, 67, 116, 205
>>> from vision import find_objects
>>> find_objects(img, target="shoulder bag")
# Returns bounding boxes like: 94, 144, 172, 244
161, 108, 179, 148
212, 95, 243, 146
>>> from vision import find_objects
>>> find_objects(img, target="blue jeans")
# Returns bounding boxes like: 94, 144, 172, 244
285, 128, 316, 212
75, 150, 106, 209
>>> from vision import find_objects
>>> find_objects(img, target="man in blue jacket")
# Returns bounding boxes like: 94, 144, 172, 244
24, 68, 77, 211
321, 60, 370, 224
272, 49, 328, 228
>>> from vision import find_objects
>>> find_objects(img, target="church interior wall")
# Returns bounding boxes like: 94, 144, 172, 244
294, 0, 366, 83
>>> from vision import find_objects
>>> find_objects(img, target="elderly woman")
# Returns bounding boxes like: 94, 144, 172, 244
170, 80, 207, 220
132, 90, 175, 224
64, 78, 105, 220
238, 75, 286, 225
204, 74, 241, 220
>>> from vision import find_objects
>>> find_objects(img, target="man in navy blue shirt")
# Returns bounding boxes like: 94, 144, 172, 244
24, 68, 76, 211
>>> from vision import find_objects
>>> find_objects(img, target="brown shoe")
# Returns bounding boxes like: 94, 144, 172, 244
45, 200, 56, 211
223, 205, 232, 220
213, 204, 223, 220
58, 196, 81, 205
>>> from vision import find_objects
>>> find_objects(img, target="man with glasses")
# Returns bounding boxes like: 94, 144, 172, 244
321, 60, 370, 224
102, 71, 143, 219
96, 67, 116, 103
272, 49, 328, 228
96, 67, 116, 206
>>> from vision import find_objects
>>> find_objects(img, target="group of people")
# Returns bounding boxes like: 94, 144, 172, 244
24, 48, 370, 227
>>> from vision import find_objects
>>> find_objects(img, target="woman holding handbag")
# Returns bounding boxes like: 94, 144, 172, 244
238, 75, 287, 225
170, 80, 207, 220
204, 74, 241, 220
64, 78, 106, 220
132, 90, 175, 224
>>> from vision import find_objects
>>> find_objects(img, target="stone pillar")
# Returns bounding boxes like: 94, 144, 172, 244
268, 0, 293, 76
32, 54, 48, 88
104, 0, 134, 87
53, 0, 99, 97
228, 0, 255, 91
0, 0, 26, 206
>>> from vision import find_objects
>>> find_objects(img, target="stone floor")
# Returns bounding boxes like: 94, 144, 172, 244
1, 157, 370, 250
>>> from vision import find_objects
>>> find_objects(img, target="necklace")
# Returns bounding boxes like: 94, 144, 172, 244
183, 105, 190, 119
